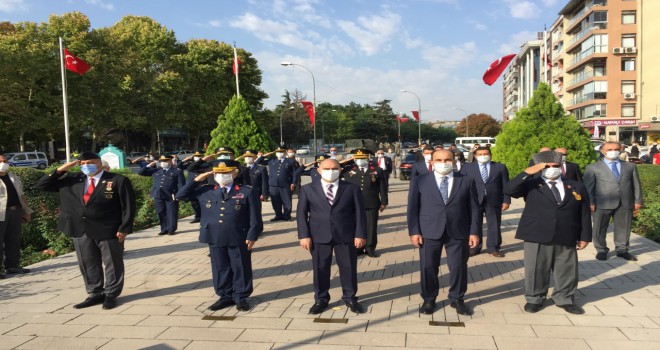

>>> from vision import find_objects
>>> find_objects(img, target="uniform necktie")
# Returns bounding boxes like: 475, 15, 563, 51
481, 163, 488, 183
548, 181, 562, 205
326, 184, 334, 205
440, 176, 448, 204
610, 161, 620, 180
84, 178, 95, 204
428, 162, 432, 172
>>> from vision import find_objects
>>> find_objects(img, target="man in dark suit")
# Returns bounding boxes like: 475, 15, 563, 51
296, 158, 367, 314
407, 150, 480, 316
258, 147, 299, 221
504, 151, 591, 315
35, 152, 136, 310
138, 155, 185, 235
374, 149, 393, 186
584, 141, 643, 261
409, 146, 435, 184
463, 147, 510, 257
554, 148, 582, 182
413, 143, 429, 162
176, 162, 261, 311
342, 150, 388, 257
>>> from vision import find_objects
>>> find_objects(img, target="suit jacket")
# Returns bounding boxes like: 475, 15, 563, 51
138, 166, 186, 200
463, 161, 511, 207
176, 181, 260, 246
583, 160, 643, 210
410, 160, 434, 184
504, 173, 592, 246
341, 165, 388, 209
296, 180, 367, 244
407, 171, 479, 240
561, 161, 582, 182
35, 170, 136, 240
374, 156, 393, 175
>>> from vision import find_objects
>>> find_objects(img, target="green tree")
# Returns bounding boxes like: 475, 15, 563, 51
492, 83, 595, 176
206, 95, 274, 154
456, 113, 501, 137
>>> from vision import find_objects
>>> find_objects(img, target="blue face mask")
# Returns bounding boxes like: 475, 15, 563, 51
80, 164, 98, 176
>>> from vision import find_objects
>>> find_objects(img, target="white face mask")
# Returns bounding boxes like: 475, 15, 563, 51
287, 153, 295, 158
542, 167, 562, 180
244, 157, 254, 164
320, 169, 340, 182
193, 156, 201, 162
434, 162, 453, 175
605, 150, 621, 160
0, 162, 9, 172
355, 159, 368, 167
214, 173, 234, 186
218, 155, 230, 160
423, 154, 432, 161
160, 162, 171, 169
377, 154, 384, 158
476, 155, 491, 164
276, 152, 284, 159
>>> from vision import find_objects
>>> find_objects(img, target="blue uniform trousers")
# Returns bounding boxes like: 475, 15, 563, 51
209, 244, 253, 303
154, 199, 179, 233
269, 186, 292, 219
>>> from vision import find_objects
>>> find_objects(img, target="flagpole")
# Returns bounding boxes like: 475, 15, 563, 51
233, 44, 240, 97
59, 37, 72, 163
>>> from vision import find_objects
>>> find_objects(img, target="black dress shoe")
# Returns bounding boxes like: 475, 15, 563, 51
345, 300, 365, 314
189, 218, 200, 223
158, 231, 168, 235
524, 303, 543, 313
168, 231, 177, 236
489, 251, 505, 258
557, 304, 585, 315
469, 248, 481, 257
365, 250, 380, 258
450, 300, 473, 316
5, 267, 30, 274
235, 300, 250, 311
270, 217, 284, 222
73, 296, 105, 309
595, 252, 608, 261
0, 273, 5, 279
309, 301, 329, 315
420, 300, 436, 315
616, 252, 638, 261
102, 296, 118, 310
208, 299, 235, 311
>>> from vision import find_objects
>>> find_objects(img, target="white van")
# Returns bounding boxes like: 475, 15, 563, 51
4, 151, 49, 169
455, 137, 496, 150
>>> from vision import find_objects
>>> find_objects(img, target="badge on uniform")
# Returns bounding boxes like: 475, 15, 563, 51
232, 193, 245, 199
234, 200, 241, 211
206, 201, 212, 208
371, 175, 377, 182
571, 191, 582, 201
106, 181, 113, 192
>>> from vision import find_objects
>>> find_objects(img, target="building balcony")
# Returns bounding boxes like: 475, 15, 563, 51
566, 46, 607, 71
566, 68, 607, 91
566, 92, 607, 108
565, 23, 607, 52
566, 0, 607, 33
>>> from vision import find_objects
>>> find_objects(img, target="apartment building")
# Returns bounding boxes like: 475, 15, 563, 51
502, 37, 543, 122
639, 0, 660, 144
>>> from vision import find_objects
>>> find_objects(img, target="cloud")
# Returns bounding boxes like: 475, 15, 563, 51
0, 0, 28, 12
498, 30, 538, 55
541, 0, 560, 6
336, 8, 402, 56
504, 0, 539, 19
84, 0, 114, 11
208, 20, 221, 28
469, 19, 487, 31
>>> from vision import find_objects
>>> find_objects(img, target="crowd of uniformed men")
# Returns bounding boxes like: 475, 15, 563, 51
0, 141, 642, 317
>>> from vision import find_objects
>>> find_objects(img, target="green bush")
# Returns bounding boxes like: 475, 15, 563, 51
9, 167, 195, 266
633, 164, 660, 242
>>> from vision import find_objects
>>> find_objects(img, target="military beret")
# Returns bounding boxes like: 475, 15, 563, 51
532, 150, 562, 165
77, 151, 100, 160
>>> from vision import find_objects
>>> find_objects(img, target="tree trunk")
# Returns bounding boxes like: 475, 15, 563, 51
193, 134, 200, 150
19, 131, 25, 152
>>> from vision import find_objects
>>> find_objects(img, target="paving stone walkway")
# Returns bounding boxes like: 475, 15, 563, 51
1, 177, 660, 350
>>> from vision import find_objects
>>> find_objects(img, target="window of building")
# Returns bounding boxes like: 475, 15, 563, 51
622, 34, 636, 48
621, 104, 635, 117
621, 58, 636, 71
593, 11, 607, 23
621, 81, 635, 94
622, 11, 636, 24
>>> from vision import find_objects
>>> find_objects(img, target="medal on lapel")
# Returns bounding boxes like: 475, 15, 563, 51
572, 191, 581, 200
234, 200, 241, 211
104, 181, 113, 198
206, 201, 212, 208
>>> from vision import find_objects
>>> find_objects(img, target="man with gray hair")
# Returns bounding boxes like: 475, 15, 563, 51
584, 141, 643, 261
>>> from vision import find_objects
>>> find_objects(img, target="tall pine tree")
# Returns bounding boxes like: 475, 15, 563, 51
207, 95, 274, 154
493, 83, 595, 176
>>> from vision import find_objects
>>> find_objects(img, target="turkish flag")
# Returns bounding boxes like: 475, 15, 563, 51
63, 48, 91, 75
233, 57, 241, 75
482, 54, 516, 86
301, 100, 315, 125
411, 110, 419, 122
396, 115, 409, 123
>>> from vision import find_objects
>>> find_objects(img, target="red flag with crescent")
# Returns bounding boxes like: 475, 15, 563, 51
482, 54, 516, 86
411, 110, 419, 122
63, 48, 91, 75
301, 100, 315, 125
395, 115, 409, 123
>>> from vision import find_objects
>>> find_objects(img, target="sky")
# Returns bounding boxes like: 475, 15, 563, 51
0, 0, 566, 122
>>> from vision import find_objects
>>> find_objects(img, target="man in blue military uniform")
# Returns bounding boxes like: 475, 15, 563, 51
178, 151, 205, 223
176, 162, 261, 311
257, 147, 299, 221
138, 155, 185, 235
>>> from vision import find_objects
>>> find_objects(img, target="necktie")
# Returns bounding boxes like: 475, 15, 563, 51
548, 181, 562, 205
610, 161, 620, 180
428, 162, 432, 172
561, 163, 566, 176
222, 187, 228, 200
84, 178, 95, 204
481, 163, 488, 183
439, 176, 448, 204
326, 184, 334, 205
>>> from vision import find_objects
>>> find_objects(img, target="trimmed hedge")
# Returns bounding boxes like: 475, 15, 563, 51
10, 167, 194, 265
633, 165, 660, 243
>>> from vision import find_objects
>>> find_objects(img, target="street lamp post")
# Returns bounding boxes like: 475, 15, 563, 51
281, 61, 317, 157
400, 89, 421, 146
280, 106, 294, 147
454, 107, 468, 137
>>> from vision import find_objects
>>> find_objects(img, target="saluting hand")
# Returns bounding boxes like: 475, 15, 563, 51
148, 161, 158, 167
194, 171, 214, 182
57, 160, 79, 173
523, 162, 547, 175
202, 155, 215, 162
182, 156, 193, 162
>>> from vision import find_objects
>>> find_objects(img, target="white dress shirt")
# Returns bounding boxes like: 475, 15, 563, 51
321, 179, 339, 198
542, 176, 565, 200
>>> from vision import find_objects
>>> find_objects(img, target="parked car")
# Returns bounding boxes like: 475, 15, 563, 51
4, 151, 49, 169
296, 146, 311, 155
166, 150, 196, 159
398, 153, 417, 180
